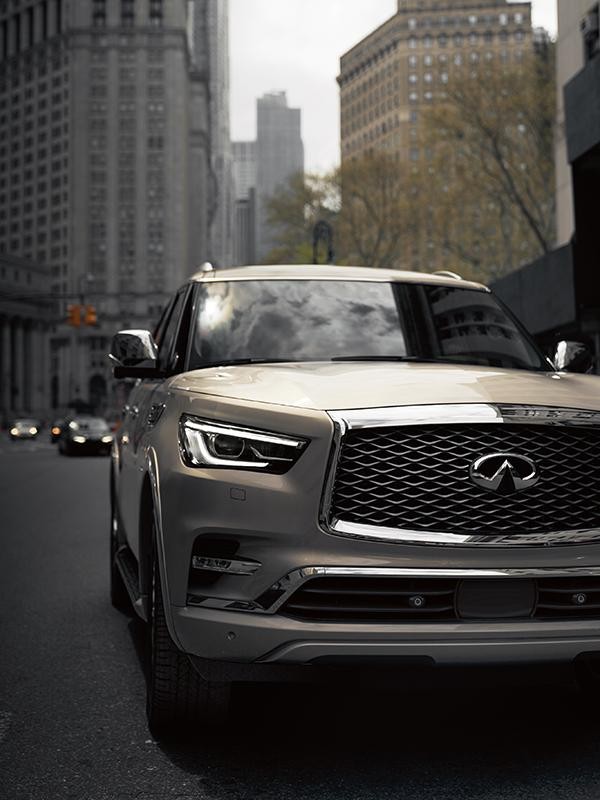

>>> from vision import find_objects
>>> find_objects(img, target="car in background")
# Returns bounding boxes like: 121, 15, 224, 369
9, 419, 40, 440
49, 419, 65, 443
58, 416, 113, 456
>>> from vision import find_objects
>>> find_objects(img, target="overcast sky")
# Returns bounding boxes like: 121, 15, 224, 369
229, 0, 558, 173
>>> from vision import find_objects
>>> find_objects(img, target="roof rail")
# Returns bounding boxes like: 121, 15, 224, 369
433, 270, 462, 281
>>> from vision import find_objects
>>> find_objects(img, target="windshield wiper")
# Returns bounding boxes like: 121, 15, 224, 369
197, 358, 299, 369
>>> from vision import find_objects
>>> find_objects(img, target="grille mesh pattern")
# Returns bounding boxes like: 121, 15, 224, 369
330, 424, 600, 535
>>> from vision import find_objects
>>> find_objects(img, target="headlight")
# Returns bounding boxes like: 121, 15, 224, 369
29, 427, 38, 434
73, 435, 87, 443
180, 415, 307, 473
10, 427, 18, 436
69, 421, 79, 430
101, 435, 113, 443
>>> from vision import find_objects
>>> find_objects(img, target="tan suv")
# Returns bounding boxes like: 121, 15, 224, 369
109, 264, 600, 736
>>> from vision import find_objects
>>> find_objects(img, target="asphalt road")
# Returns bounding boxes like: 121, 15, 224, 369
2, 441, 600, 799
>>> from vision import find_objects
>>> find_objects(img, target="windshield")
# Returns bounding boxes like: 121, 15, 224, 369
189, 280, 547, 372
72, 418, 110, 432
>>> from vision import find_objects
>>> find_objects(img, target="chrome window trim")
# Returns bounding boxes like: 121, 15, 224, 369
321, 403, 600, 548
188, 565, 600, 615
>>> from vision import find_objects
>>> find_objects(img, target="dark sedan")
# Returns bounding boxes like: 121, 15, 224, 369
9, 419, 40, 440
58, 416, 113, 456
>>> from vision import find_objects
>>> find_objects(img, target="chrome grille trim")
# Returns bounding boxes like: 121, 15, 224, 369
331, 519, 600, 547
323, 404, 600, 548
329, 404, 600, 431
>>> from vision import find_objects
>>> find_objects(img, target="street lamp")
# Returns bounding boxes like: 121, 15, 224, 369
312, 220, 334, 265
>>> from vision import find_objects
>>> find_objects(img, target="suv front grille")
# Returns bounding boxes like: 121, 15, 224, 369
279, 576, 600, 623
329, 424, 600, 535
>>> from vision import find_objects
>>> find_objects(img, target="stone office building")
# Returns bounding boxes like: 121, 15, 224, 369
338, 0, 532, 164
0, 0, 223, 414
0, 253, 51, 424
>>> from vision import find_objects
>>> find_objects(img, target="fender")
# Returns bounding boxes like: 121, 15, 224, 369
146, 446, 186, 650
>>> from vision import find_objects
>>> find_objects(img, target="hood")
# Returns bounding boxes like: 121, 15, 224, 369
171, 362, 600, 412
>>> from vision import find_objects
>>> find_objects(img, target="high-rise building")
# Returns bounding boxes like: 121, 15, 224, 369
0, 0, 216, 413
189, 0, 233, 267
232, 140, 256, 265
255, 91, 303, 262
338, 0, 532, 164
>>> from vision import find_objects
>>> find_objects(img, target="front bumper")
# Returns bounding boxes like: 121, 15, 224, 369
173, 602, 600, 666
148, 395, 600, 673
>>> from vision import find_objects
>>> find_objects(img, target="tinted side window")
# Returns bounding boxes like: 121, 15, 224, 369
157, 289, 188, 372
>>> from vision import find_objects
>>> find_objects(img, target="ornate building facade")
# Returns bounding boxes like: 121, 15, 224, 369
0, 0, 226, 415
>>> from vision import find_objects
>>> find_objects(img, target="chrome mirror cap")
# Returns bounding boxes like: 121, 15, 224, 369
109, 330, 158, 369
553, 340, 594, 373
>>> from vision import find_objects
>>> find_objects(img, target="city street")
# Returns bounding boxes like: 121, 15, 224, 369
1, 444, 600, 799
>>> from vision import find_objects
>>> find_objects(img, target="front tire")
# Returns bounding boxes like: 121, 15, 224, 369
146, 533, 231, 737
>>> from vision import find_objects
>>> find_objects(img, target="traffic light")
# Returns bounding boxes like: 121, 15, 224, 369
84, 304, 97, 326
67, 304, 82, 327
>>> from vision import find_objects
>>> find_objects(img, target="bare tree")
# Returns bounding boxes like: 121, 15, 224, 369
421, 49, 556, 281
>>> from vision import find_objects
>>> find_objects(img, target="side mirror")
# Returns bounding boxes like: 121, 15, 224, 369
109, 330, 162, 379
553, 340, 594, 373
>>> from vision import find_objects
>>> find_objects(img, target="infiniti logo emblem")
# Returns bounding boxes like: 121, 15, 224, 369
469, 453, 539, 495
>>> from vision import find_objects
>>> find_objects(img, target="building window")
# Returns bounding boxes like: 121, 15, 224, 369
149, 0, 163, 26
514, 13, 524, 24
121, 0, 135, 27
424, 54, 433, 66
409, 73, 418, 84
92, 0, 106, 27
408, 55, 417, 67
408, 18, 417, 30
499, 13, 508, 25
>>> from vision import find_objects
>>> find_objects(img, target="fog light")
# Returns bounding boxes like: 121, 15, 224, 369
192, 556, 261, 575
